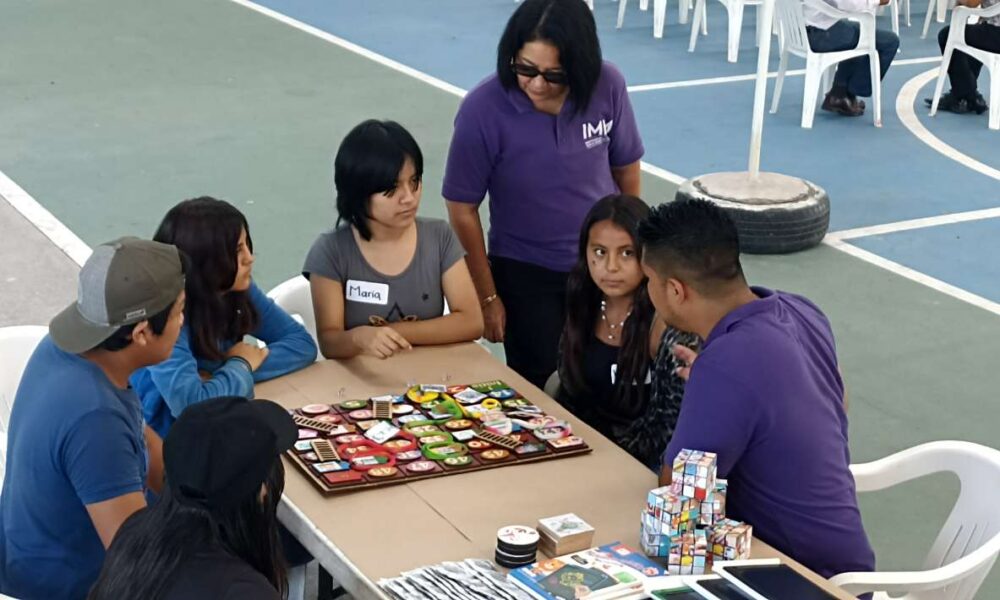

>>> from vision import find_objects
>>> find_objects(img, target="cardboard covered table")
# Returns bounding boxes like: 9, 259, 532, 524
256, 342, 855, 600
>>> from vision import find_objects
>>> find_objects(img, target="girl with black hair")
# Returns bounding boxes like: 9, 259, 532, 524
444, 0, 646, 390
88, 396, 295, 600
556, 195, 697, 471
304, 119, 483, 359
131, 197, 317, 439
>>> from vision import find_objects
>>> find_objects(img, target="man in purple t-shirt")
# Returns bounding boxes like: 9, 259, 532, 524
637, 199, 875, 579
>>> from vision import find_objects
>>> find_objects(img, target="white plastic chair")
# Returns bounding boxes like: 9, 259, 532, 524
770, 0, 883, 128
688, 0, 769, 63
928, 2, 1000, 130
617, 0, 705, 36
831, 441, 1000, 599
0, 325, 48, 496
267, 275, 320, 350
923, 0, 956, 37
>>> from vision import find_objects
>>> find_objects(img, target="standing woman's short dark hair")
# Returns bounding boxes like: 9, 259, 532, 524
153, 197, 258, 360
497, 0, 603, 114
334, 119, 424, 241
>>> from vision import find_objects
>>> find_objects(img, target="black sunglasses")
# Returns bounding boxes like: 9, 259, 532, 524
511, 63, 569, 85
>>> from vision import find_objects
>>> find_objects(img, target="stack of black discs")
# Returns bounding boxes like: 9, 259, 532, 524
495, 525, 539, 569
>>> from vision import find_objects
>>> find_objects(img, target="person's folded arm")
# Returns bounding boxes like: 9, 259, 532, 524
247, 283, 317, 380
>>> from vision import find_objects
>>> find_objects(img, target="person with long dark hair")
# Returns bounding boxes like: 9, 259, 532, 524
305, 120, 483, 359
88, 396, 295, 600
556, 195, 696, 470
444, 0, 645, 389
131, 197, 317, 439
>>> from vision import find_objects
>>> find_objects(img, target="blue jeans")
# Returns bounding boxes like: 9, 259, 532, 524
807, 20, 900, 97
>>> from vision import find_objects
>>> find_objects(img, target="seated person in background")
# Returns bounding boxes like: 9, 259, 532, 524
88, 396, 295, 600
638, 199, 875, 579
556, 195, 697, 471
925, 0, 999, 114
0, 238, 186, 599
132, 197, 317, 439
805, 0, 900, 116
305, 119, 483, 359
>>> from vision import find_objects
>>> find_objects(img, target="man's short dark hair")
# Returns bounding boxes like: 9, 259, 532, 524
496, 0, 602, 115
637, 199, 744, 296
334, 120, 424, 242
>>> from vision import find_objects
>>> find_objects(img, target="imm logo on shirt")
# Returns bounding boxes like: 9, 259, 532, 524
582, 118, 614, 149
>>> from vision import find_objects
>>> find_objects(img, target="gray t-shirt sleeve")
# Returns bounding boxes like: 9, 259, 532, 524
434, 220, 466, 273
302, 230, 345, 282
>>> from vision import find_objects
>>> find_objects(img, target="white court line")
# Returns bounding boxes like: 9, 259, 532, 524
828, 206, 1000, 240
627, 56, 941, 93
0, 170, 90, 267
896, 67, 1000, 184
230, 0, 685, 185
825, 237, 1000, 317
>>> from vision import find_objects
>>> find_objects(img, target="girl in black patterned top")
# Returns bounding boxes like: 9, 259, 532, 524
556, 195, 698, 470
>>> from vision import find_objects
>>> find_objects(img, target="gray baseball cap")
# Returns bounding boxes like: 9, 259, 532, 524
50, 237, 185, 354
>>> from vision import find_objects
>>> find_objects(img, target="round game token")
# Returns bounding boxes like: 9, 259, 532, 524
334, 433, 364, 444
348, 409, 373, 420
301, 403, 331, 415
384, 439, 415, 452
338, 399, 367, 411
443, 419, 474, 430
391, 404, 414, 415
405, 460, 436, 473
497, 525, 540, 549
488, 388, 516, 399
502, 399, 530, 408
301, 452, 320, 462
409, 425, 441, 434
368, 466, 399, 478
395, 450, 423, 462
495, 546, 537, 563
443, 455, 473, 467
480, 449, 510, 461
314, 413, 342, 424
467, 440, 492, 450
418, 433, 450, 445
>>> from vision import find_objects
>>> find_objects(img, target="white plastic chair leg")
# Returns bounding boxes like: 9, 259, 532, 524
679, 0, 690, 24
890, 0, 900, 36
869, 51, 883, 126
802, 57, 823, 128
617, 0, 629, 27
821, 65, 834, 96
937, 0, 948, 22
288, 565, 306, 600
989, 65, 1000, 130
654, 0, 668, 37
689, 0, 706, 51
770, 49, 790, 113
641, 0, 649, 9
929, 45, 953, 116
904, 0, 911, 27
727, 2, 745, 62
922, 0, 937, 37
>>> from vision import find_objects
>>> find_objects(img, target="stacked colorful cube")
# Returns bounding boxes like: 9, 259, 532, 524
640, 450, 751, 571
710, 519, 753, 561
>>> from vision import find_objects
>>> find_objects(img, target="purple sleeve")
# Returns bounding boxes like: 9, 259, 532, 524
606, 65, 645, 168
661, 362, 757, 477
442, 98, 495, 204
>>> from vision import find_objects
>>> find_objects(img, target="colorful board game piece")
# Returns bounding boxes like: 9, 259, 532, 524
310, 439, 340, 463
372, 396, 392, 420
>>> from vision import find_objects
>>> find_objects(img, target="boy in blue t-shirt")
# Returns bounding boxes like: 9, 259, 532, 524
0, 237, 186, 599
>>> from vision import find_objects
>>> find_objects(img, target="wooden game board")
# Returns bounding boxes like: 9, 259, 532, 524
286, 380, 592, 494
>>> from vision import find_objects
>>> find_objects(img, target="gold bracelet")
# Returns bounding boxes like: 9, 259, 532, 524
480, 293, 498, 307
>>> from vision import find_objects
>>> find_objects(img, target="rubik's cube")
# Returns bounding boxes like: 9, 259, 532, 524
710, 518, 753, 561
671, 449, 717, 501
666, 529, 710, 575
645, 486, 700, 537
699, 479, 727, 527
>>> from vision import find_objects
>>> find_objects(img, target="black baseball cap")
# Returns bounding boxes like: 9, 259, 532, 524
164, 396, 296, 510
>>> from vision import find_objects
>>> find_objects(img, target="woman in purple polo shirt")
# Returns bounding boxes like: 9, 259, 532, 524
443, 0, 645, 389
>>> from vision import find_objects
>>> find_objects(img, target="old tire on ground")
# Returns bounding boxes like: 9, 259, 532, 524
675, 172, 830, 254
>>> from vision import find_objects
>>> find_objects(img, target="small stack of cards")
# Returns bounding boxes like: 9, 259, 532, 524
536, 513, 595, 556
495, 525, 539, 569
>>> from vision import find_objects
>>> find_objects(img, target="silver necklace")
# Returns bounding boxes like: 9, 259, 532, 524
600, 299, 632, 341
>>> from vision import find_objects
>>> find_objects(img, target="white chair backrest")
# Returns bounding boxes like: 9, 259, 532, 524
775, 0, 810, 54
0, 325, 49, 494
266, 276, 318, 347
